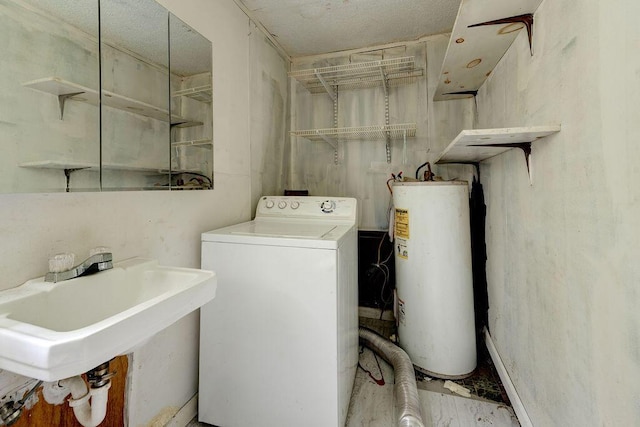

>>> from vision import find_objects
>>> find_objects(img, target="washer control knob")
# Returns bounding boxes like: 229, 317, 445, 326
278, 201, 287, 209
321, 200, 336, 213
291, 201, 300, 210
265, 200, 275, 209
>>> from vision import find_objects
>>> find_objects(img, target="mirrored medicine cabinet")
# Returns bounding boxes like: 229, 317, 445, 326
0, 0, 213, 193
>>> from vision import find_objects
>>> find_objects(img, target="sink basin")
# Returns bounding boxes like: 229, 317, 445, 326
0, 258, 216, 381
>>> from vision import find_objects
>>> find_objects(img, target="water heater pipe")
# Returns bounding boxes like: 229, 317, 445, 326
59, 377, 110, 427
358, 327, 425, 427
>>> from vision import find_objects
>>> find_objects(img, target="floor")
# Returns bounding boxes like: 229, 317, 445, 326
190, 313, 519, 427
346, 346, 519, 426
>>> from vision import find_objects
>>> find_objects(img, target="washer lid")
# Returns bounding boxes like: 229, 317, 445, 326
202, 220, 353, 249
230, 222, 337, 239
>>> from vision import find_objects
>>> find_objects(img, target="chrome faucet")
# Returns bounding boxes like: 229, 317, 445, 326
45, 252, 113, 283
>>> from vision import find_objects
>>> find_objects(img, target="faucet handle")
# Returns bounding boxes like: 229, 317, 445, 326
48, 253, 75, 273
90, 247, 112, 257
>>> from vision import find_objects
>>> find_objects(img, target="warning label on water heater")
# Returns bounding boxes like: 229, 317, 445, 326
394, 208, 409, 239
396, 238, 408, 260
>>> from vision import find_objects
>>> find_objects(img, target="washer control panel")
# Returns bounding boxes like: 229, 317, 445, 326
320, 200, 336, 213
256, 196, 357, 221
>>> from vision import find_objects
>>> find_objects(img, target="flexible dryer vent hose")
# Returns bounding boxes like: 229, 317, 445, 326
358, 327, 425, 427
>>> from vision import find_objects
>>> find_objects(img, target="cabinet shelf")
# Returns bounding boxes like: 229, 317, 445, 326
436, 125, 560, 183
171, 139, 212, 147
19, 159, 200, 175
434, 0, 544, 101
18, 160, 99, 171
172, 85, 212, 103
23, 77, 192, 125
171, 120, 204, 128
291, 123, 416, 143
289, 56, 423, 95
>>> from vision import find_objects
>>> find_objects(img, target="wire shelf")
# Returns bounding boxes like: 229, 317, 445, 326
172, 139, 212, 147
173, 84, 212, 103
291, 123, 416, 142
289, 57, 423, 92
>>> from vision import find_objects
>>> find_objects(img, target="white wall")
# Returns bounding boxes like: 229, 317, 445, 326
133, 0, 290, 424
0, 0, 289, 425
472, 0, 640, 424
249, 21, 290, 214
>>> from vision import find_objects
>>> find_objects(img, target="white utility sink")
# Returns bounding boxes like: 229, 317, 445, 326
0, 258, 216, 381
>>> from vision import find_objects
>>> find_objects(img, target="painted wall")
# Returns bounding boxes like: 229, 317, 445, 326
472, 0, 640, 424
0, 0, 287, 425
288, 37, 473, 230
249, 22, 290, 215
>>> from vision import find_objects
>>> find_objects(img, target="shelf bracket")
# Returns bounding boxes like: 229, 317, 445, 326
379, 67, 388, 97
315, 132, 339, 164
170, 120, 203, 129
470, 142, 533, 183
468, 13, 535, 55
57, 92, 85, 120
380, 67, 391, 163
385, 135, 392, 164
315, 131, 338, 150
441, 90, 478, 98
402, 129, 407, 164
64, 167, 89, 192
315, 70, 336, 102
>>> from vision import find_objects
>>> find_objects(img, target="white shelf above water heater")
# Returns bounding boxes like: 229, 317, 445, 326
436, 125, 560, 183
433, 0, 545, 101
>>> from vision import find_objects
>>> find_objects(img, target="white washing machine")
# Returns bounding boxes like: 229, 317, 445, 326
199, 196, 358, 427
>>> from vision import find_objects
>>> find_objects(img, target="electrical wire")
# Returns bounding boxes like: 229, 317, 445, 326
415, 161, 429, 179
372, 220, 395, 319
371, 173, 400, 320
386, 178, 394, 194
357, 346, 385, 386
176, 171, 212, 188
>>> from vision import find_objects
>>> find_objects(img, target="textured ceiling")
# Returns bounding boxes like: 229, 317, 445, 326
21, 0, 461, 67
238, 0, 462, 57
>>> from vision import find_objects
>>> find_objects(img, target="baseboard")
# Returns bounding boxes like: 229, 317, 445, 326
483, 327, 533, 427
165, 393, 198, 427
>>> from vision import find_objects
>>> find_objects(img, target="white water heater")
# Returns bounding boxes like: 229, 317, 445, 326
392, 181, 476, 379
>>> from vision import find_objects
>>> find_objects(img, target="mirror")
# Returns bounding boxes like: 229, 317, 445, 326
0, 0, 212, 193
169, 14, 213, 190
100, 0, 171, 190
1, 0, 101, 192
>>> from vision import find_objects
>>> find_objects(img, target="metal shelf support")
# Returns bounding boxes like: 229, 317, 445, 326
58, 92, 85, 120
317, 131, 339, 165
380, 66, 391, 163
315, 70, 336, 102
316, 131, 338, 150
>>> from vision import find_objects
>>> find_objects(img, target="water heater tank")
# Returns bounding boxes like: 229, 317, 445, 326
392, 181, 476, 379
